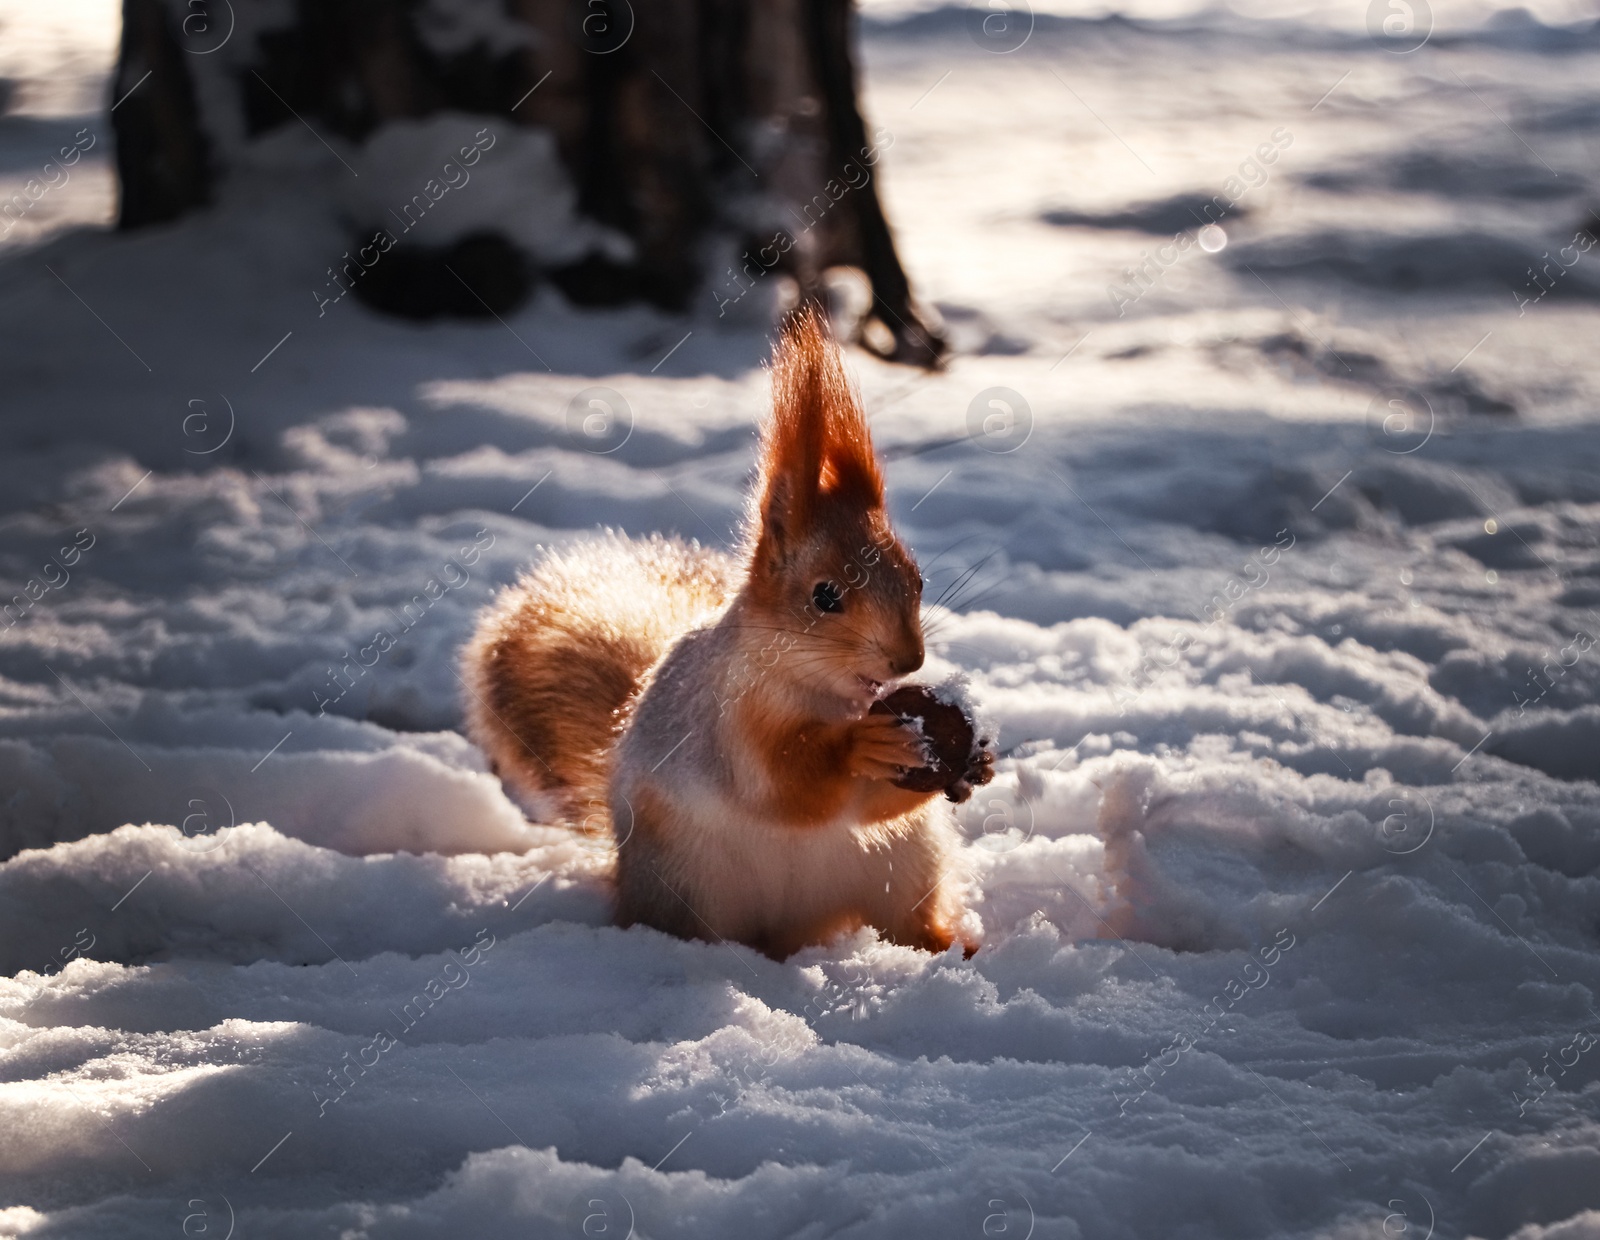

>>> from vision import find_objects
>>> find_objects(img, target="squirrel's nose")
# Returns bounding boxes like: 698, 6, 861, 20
889, 646, 924, 676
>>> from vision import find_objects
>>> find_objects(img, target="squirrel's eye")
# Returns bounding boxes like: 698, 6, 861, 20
812, 581, 844, 614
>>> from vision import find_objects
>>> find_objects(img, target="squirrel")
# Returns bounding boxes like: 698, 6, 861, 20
461, 308, 980, 959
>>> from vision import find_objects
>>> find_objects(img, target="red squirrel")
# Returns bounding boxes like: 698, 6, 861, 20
462, 308, 978, 958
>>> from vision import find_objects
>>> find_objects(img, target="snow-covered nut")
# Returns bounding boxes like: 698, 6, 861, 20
869, 681, 997, 801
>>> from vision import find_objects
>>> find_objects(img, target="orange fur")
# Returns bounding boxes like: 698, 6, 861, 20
459, 533, 737, 825
463, 310, 976, 958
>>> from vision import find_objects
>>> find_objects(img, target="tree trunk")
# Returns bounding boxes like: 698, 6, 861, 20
110, 0, 946, 365
112, 0, 211, 227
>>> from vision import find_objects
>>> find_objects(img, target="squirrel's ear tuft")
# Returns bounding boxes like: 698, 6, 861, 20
755, 306, 883, 562
756, 306, 828, 560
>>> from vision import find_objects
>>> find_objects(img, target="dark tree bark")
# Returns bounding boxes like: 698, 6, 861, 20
112, 0, 211, 227
111, 0, 946, 364
804, 0, 941, 366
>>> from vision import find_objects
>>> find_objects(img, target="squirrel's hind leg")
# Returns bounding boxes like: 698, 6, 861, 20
871, 808, 979, 956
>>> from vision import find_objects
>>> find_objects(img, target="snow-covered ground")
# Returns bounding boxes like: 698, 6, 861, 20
4, 1, 1600, 1237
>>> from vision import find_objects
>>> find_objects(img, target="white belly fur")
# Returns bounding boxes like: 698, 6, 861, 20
673, 792, 950, 942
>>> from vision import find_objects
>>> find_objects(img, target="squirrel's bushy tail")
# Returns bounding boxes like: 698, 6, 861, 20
460, 532, 737, 828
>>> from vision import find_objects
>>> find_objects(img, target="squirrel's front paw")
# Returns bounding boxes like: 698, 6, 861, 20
945, 743, 996, 804
847, 713, 928, 780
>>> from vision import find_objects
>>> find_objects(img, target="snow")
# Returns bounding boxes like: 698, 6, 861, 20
3, 1, 1600, 1237
342, 114, 631, 265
